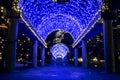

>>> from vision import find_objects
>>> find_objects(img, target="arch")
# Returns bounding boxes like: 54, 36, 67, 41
38, 14, 82, 41
19, 0, 102, 47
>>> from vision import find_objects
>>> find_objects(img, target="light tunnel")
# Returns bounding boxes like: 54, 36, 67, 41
18, 0, 102, 47
51, 43, 69, 59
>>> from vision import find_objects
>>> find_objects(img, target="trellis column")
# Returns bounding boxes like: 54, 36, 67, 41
103, 20, 116, 72
33, 39, 38, 67
41, 45, 45, 66
6, 19, 18, 72
82, 41, 88, 68
74, 47, 78, 66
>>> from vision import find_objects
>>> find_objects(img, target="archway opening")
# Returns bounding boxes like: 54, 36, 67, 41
45, 30, 74, 66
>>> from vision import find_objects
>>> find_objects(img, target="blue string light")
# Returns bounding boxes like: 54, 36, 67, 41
51, 43, 69, 59
18, 0, 102, 47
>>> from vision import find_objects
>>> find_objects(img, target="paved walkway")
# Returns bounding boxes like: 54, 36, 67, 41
0, 66, 120, 80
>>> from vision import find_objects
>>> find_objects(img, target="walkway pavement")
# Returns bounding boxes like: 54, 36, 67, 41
0, 66, 120, 80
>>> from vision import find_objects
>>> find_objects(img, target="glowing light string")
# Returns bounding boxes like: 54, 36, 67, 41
18, 0, 102, 47
51, 43, 69, 59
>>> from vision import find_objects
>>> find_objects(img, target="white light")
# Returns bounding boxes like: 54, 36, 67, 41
118, 56, 120, 60
28, 38, 30, 41
24, 40, 26, 42
0, 57, 2, 60
72, 58, 74, 61
1, 10, 3, 12
18, 58, 22, 61
94, 65, 98, 67
26, 54, 29, 57
2, 39, 4, 41
1, 6, 4, 10
100, 60, 104, 62
1, 46, 4, 49
0, 52, 2, 55
20, 54, 23, 56
21, 48, 24, 50
22, 34, 25, 36
93, 57, 98, 62
18, 39, 20, 42
48, 52, 49, 55
78, 58, 83, 62
1, 16, 4, 19
20, 44, 22, 46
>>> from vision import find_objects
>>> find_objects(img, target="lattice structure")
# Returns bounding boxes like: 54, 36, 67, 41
51, 43, 69, 59
18, 0, 102, 47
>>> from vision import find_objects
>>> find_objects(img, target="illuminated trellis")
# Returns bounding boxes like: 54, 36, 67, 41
51, 43, 69, 59
18, 0, 102, 47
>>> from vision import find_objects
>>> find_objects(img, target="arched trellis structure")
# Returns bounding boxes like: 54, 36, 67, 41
51, 43, 69, 59
18, 0, 102, 47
